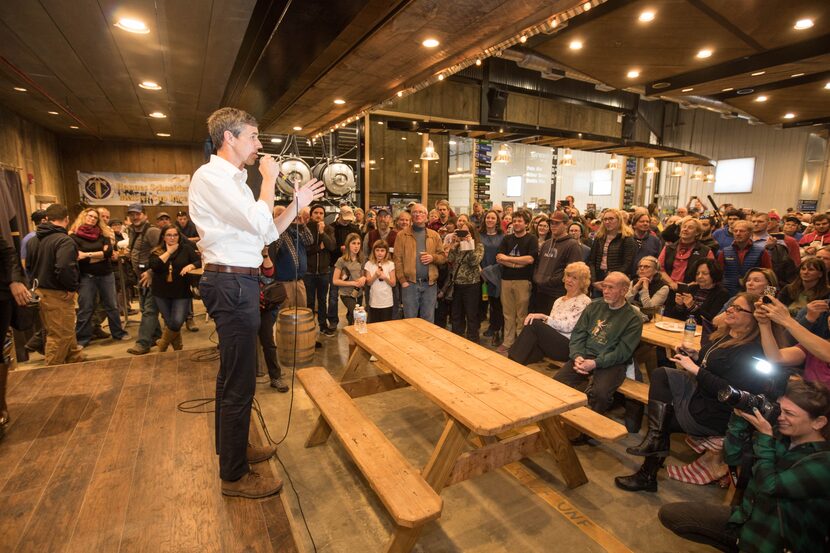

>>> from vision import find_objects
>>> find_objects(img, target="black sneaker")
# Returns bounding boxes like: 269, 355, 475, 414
321, 327, 336, 337
91, 327, 111, 341
270, 378, 289, 393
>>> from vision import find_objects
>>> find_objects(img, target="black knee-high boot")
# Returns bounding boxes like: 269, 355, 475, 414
615, 455, 663, 492
626, 400, 672, 457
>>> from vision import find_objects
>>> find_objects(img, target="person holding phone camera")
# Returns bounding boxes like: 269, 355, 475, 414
447, 219, 483, 342
777, 257, 830, 317
659, 379, 830, 553
616, 293, 776, 493
666, 258, 730, 328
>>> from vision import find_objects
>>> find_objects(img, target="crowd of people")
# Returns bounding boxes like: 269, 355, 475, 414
2, 190, 829, 550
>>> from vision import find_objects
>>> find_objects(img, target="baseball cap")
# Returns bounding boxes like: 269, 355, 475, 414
127, 202, 144, 213
376, 208, 390, 216
339, 206, 356, 222
109, 218, 123, 225
176, 210, 187, 217
768, 211, 780, 221
156, 211, 171, 220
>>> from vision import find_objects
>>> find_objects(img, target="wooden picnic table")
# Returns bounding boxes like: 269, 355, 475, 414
641, 316, 702, 353
304, 317, 603, 552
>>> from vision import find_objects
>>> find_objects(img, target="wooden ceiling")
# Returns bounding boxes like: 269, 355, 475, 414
0, 0, 255, 141
529, 0, 830, 125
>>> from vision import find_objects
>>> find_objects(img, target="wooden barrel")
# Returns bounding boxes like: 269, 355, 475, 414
276, 307, 316, 367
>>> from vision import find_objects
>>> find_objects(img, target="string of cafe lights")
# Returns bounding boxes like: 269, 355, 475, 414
310, 0, 607, 142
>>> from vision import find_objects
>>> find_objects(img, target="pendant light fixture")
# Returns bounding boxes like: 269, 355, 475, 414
607, 153, 621, 170
670, 163, 684, 177
560, 148, 576, 167
704, 172, 715, 184
420, 139, 439, 161
494, 143, 512, 163
691, 168, 704, 181
643, 157, 659, 173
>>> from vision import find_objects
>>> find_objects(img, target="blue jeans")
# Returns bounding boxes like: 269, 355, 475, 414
200, 271, 260, 481
76, 273, 126, 345
401, 281, 437, 323
136, 285, 161, 348
326, 271, 339, 327
303, 272, 329, 330
154, 296, 190, 332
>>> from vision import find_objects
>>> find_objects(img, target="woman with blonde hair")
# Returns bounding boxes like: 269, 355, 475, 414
508, 261, 592, 364
587, 208, 636, 294
69, 207, 129, 346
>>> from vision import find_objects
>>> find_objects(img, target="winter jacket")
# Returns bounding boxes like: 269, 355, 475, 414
27, 222, 79, 292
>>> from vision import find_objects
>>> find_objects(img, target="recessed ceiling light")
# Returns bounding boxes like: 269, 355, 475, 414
825, 82, 830, 89
638, 10, 655, 22
696, 49, 713, 59
114, 18, 149, 34
377, 121, 384, 125
569, 40, 583, 50
783, 113, 796, 119
790, 73, 805, 78
722, 87, 734, 92
47, 111, 59, 115
422, 38, 439, 48
270, 138, 282, 143
519, 35, 527, 43
69, 125, 79, 129
475, 59, 482, 66
333, 99, 345, 105
292, 126, 302, 131
139, 81, 162, 90
681, 87, 694, 92
149, 111, 166, 118
755, 95, 768, 102
751, 71, 766, 76
13, 87, 27, 92
626, 69, 640, 79
401, 137, 406, 141
794, 18, 814, 30
156, 133, 170, 137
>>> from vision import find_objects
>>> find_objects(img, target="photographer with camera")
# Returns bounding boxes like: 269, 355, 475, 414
659, 379, 830, 552
615, 293, 776, 493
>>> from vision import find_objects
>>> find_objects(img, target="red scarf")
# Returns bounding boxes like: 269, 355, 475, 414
75, 224, 101, 241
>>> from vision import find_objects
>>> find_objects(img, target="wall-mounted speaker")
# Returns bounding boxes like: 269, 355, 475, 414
487, 88, 508, 121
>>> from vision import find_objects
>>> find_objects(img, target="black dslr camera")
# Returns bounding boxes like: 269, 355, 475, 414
718, 386, 781, 421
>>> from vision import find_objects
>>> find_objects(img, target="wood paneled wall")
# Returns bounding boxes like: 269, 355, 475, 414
660, 109, 816, 212
0, 104, 63, 212
58, 137, 205, 221
505, 93, 622, 137
380, 80, 480, 124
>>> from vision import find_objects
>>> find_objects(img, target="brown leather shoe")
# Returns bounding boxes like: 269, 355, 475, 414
247, 442, 276, 463
221, 470, 283, 498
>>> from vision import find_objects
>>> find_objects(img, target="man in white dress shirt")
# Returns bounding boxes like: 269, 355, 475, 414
189, 107, 323, 498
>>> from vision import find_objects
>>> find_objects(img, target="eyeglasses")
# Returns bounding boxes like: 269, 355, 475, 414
726, 304, 751, 314
602, 217, 617, 222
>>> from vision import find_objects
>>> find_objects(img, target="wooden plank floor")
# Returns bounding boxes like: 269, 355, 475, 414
0, 351, 296, 553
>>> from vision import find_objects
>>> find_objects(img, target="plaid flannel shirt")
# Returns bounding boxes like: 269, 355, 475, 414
724, 414, 830, 553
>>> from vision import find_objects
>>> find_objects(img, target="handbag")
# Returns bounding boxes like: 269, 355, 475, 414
261, 280, 287, 307
439, 263, 460, 302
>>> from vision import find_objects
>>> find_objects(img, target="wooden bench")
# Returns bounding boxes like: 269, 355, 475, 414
558, 407, 627, 441
297, 366, 443, 531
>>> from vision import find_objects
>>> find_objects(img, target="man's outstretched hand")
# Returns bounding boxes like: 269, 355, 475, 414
295, 178, 326, 208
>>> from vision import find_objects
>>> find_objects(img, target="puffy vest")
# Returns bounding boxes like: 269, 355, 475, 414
722, 242, 765, 295
662, 241, 710, 283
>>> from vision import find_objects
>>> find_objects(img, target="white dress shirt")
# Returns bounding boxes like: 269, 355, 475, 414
188, 155, 279, 268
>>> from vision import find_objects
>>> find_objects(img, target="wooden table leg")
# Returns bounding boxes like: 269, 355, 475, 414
384, 417, 470, 552
537, 416, 589, 489
305, 346, 370, 447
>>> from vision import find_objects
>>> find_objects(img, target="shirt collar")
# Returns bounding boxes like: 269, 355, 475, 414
210, 154, 247, 182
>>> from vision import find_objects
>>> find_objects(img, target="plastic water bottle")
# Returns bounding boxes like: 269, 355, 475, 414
683, 315, 697, 349
354, 305, 368, 334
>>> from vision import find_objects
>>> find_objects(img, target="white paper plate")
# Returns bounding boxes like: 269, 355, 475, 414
655, 321, 702, 336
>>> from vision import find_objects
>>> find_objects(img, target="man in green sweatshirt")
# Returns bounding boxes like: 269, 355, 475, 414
554, 271, 643, 414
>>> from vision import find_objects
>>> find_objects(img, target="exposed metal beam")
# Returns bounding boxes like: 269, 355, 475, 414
645, 33, 830, 95
712, 70, 830, 100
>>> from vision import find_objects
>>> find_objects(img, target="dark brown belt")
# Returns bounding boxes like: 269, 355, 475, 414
204, 263, 259, 276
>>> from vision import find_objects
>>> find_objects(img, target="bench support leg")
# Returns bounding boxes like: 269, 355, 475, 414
305, 346, 370, 447
383, 418, 470, 553
538, 416, 589, 489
